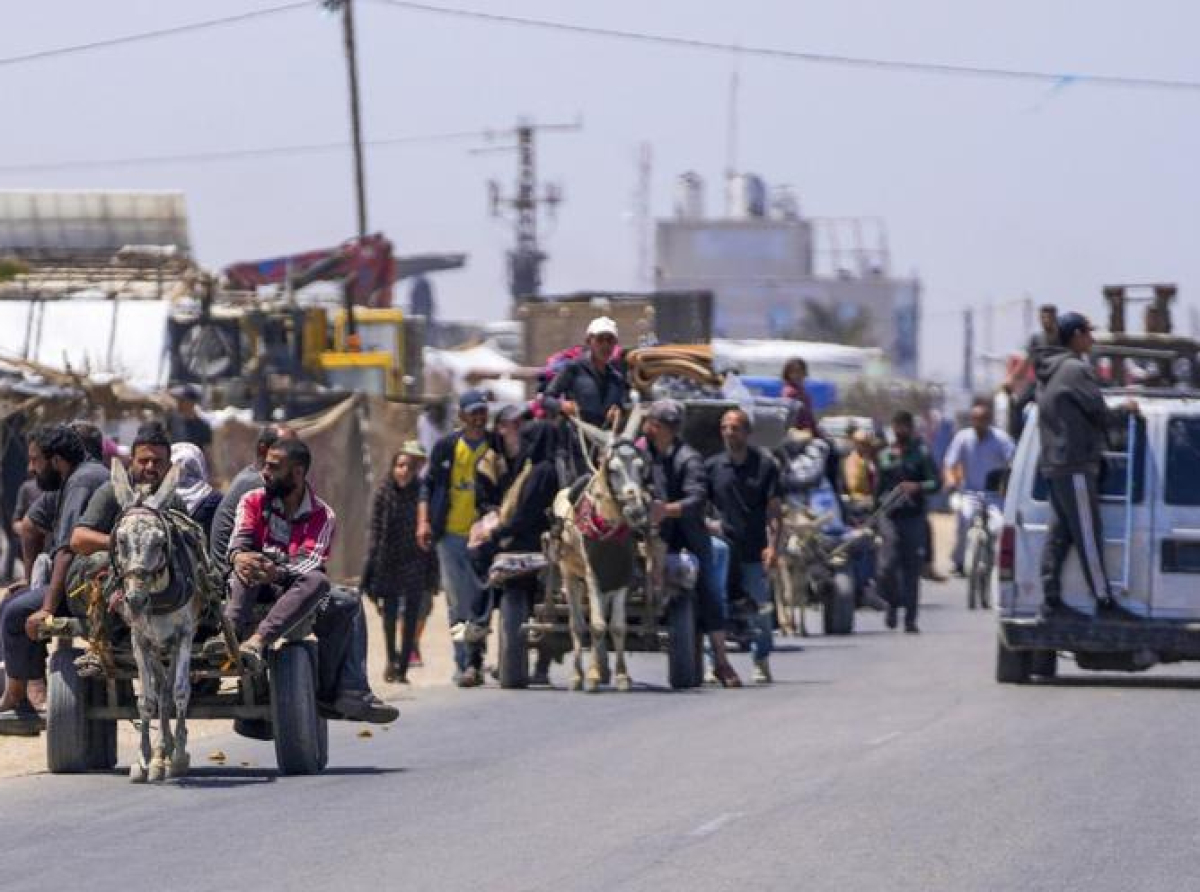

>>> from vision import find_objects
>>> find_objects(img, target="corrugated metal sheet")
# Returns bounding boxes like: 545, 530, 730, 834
0, 190, 190, 258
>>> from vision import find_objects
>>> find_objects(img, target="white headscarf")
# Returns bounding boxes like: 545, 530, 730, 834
171, 442, 213, 513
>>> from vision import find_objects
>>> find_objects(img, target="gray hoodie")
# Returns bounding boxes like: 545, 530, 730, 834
1035, 349, 1113, 478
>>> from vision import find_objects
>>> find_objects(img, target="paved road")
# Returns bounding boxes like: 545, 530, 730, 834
5, 578, 1200, 892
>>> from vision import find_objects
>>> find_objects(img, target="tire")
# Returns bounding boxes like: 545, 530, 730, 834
270, 642, 323, 776
47, 647, 90, 774
825, 573, 856, 636
667, 592, 698, 690
995, 635, 1031, 684
86, 678, 128, 771
1030, 650, 1058, 679
498, 587, 530, 690
316, 716, 329, 772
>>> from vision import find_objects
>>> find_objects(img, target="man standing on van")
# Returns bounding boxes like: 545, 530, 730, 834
1036, 312, 1137, 618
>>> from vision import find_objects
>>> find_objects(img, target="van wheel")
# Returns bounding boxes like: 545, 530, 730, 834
995, 636, 1031, 684
1029, 650, 1058, 679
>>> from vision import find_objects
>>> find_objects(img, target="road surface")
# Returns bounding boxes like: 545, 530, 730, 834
5, 578, 1200, 892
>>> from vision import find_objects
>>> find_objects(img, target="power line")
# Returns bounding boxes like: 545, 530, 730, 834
369, 0, 1200, 92
0, 2, 311, 68
0, 129, 496, 174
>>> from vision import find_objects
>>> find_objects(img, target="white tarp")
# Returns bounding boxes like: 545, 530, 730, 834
712, 338, 886, 382
424, 341, 525, 405
0, 299, 168, 390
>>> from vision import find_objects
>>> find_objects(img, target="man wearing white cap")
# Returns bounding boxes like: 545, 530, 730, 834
545, 316, 629, 428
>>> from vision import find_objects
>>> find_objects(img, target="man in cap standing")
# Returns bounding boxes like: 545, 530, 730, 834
545, 316, 628, 429
418, 389, 494, 686
1036, 311, 1138, 618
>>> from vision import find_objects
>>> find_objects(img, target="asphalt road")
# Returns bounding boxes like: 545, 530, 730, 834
5, 577, 1200, 892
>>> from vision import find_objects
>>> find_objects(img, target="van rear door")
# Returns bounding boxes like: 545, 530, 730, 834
1009, 411, 1150, 615
1150, 415, 1200, 619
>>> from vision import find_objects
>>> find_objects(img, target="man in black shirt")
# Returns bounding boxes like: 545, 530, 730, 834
875, 411, 940, 633
706, 408, 780, 683
168, 384, 214, 461
0, 425, 108, 731
644, 399, 741, 687
545, 316, 629, 428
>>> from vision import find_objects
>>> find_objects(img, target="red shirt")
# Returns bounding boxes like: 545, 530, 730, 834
229, 485, 336, 576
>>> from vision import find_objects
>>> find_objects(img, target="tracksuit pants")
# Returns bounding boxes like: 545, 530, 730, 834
1041, 472, 1111, 603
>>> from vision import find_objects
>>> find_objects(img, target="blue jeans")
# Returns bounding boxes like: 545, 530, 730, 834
705, 537, 731, 630
706, 538, 771, 660
735, 562, 773, 662
436, 534, 488, 672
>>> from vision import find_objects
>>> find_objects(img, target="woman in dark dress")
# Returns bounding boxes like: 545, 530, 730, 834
362, 442, 438, 683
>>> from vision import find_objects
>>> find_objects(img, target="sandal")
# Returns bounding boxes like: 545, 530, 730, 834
714, 664, 743, 689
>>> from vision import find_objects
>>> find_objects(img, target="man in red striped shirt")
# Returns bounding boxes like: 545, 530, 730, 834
226, 439, 396, 723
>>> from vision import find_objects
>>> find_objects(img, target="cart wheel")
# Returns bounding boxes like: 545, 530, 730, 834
47, 646, 90, 774
995, 635, 1031, 684
667, 592, 698, 690
498, 588, 530, 689
316, 716, 329, 772
1030, 650, 1058, 679
86, 679, 123, 771
825, 573, 856, 636
270, 642, 323, 776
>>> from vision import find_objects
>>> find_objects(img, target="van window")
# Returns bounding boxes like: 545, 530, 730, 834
1165, 417, 1200, 505
1031, 415, 1145, 503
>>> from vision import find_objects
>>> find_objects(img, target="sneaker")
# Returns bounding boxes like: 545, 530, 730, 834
753, 659, 772, 684
456, 666, 483, 688
450, 622, 467, 643
410, 651, 424, 668
904, 623, 920, 634
331, 690, 400, 724
0, 699, 44, 737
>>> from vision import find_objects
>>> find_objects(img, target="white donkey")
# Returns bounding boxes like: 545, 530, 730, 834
553, 416, 654, 692
108, 458, 205, 782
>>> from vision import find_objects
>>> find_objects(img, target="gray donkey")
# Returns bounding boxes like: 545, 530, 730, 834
108, 458, 203, 782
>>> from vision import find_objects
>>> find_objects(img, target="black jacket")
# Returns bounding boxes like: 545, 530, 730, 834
1036, 349, 1117, 478
648, 437, 710, 557
545, 357, 628, 427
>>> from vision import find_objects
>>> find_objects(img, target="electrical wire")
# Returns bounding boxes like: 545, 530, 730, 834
0, 2, 311, 68
369, 0, 1200, 92
0, 129, 496, 173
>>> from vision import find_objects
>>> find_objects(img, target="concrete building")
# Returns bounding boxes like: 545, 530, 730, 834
655, 173, 921, 378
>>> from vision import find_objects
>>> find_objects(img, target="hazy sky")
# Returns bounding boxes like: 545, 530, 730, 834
3, 1, 1198, 383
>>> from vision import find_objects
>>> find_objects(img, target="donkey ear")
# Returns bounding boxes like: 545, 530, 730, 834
145, 462, 182, 512
111, 458, 135, 509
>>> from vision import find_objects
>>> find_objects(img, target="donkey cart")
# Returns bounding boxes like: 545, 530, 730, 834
39, 600, 330, 778
493, 537, 705, 692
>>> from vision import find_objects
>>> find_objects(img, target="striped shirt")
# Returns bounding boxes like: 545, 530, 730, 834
228, 485, 336, 577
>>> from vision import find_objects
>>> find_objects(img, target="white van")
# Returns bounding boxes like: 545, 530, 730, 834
996, 392, 1200, 682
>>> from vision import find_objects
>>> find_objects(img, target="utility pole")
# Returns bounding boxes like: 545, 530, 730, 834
963, 308, 975, 393
323, 0, 368, 340
633, 142, 653, 288
482, 117, 580, 301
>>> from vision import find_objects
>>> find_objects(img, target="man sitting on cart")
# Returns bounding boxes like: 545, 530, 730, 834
227, 438, 397, 723
0, 425, 108, 732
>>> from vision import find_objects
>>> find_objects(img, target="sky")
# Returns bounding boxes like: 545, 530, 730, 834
2, 0, 1199, 384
